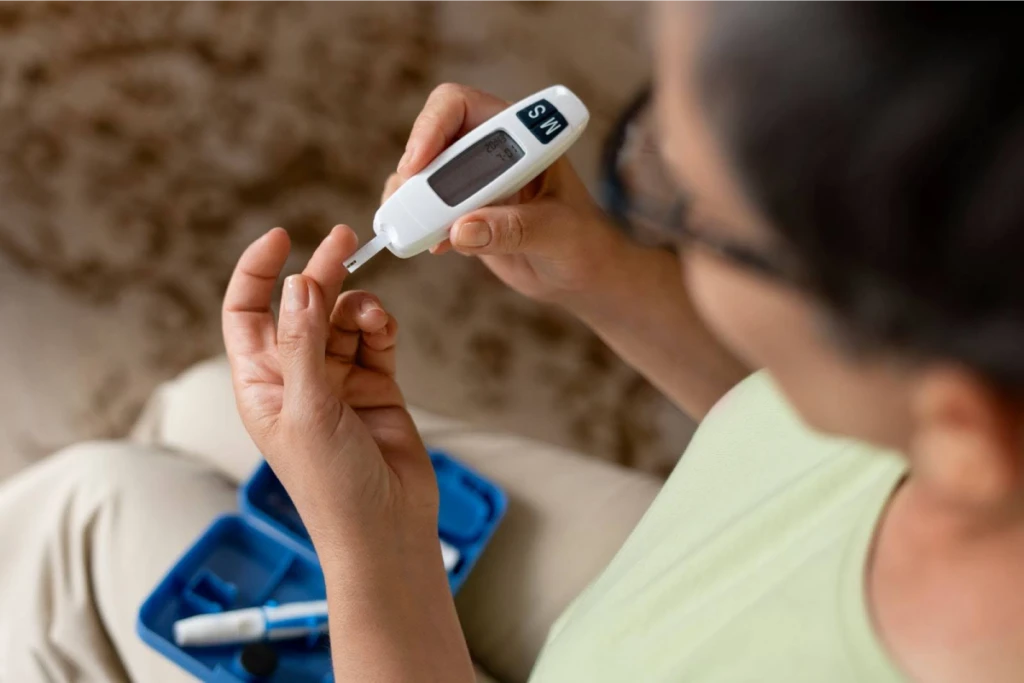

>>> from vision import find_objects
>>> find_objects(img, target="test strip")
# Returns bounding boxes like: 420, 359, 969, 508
344, 232, 391, 274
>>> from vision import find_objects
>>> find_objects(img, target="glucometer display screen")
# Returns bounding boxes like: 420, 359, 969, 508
428, 130, 525, 207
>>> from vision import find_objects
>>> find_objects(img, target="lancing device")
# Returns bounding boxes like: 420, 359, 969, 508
174, 540, 462, 647
174, 599, 329, 647
344, 85, 590, 273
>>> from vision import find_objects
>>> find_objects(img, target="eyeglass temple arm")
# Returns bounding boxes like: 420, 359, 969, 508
599, 85, 653, 225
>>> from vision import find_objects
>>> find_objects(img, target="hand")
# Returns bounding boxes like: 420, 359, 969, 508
224, 227, 475, 683
385, 83, 628, 308
222, 225, 438, 554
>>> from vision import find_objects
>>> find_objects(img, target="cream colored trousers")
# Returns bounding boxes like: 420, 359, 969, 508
0, 358, 660, 683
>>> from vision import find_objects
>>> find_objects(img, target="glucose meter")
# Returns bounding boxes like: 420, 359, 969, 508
344, 85, 590, 273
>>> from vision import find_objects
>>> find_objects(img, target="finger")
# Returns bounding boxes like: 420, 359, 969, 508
277, 274, 331, 407
429, 239, 452, 255
398, 83, 508, 178
449, 201, 573, 256
302, 224, 358, 309
325, 291, 375, 363
327, 291, 386, 352
340, 368, 405, 408
356, 298, 390, 335
328, 292, 398, 376
223, 228, 291, 360
359, 315, 398, 377
381, 172, 404, 204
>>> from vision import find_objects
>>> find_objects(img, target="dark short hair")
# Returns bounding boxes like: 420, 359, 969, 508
698, 3, 1024, 386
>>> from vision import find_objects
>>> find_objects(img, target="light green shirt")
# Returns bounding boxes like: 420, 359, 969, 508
530, 372, 908, 682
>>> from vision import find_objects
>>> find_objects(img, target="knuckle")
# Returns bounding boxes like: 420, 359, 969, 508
409, 115, 442, 145
431, 82, 466, 100
277, 325, 306, 353
503, 210, 527, 251
339, 291, 363, 316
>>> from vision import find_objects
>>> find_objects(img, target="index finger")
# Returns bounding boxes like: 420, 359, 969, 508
398, 84, 509, 178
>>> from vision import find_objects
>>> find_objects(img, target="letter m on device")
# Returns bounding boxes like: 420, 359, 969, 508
532, 111, 567, 144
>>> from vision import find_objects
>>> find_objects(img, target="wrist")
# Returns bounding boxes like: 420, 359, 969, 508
316, 520, 473, 682
314, 518, 452, 632
545, 213, 629, 310
558, 230, 665, 325
309, 509, 439, 575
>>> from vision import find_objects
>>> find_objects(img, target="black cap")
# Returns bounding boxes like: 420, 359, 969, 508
239, 642, 278, 679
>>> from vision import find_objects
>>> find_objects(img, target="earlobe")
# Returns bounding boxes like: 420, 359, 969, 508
909, 368, 1023, 510
911, 425, 1013, 509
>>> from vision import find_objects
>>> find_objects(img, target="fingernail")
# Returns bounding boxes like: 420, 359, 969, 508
360, 298, 383, 315
284, 276, 308, 312
397, 145, 416, 173
454, 221, 491, 248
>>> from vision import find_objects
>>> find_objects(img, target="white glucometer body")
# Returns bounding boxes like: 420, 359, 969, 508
344, 85, 590, 272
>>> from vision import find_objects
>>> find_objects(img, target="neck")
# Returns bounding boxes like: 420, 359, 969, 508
870, 474, 1024, 682
899, 476, 1024, 548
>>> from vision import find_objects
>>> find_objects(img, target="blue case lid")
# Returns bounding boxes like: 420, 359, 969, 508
138, 449, 506, 683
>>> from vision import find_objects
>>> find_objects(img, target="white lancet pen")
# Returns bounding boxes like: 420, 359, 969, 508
341, 85, 589, 275
174, 599, 329, 647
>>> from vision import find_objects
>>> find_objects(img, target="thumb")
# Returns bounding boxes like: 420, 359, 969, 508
277, 275, 330, 409
449, 201, 576, 256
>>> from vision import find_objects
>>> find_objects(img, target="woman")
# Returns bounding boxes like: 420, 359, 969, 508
3, 4, 1022, 681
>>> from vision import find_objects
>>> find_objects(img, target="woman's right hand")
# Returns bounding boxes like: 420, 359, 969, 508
384, 83, 628, 309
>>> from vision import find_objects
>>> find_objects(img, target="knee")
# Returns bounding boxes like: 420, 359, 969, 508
138, 356, 234, 438
168, 356, 232, 401
48, 440, 158, 488
42, 441, 207, 509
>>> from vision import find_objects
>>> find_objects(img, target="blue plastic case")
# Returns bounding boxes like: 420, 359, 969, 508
137, 451, 507, 682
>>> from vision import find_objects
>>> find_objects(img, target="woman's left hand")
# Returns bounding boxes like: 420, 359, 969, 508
222, 225, 475, 682
221, 225, 438, 555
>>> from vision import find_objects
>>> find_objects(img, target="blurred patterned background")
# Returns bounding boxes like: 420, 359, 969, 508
0, 1, 694, 481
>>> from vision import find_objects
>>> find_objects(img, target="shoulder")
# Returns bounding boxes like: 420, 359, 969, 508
686, 370, 852, 473
648, 370, 903, 536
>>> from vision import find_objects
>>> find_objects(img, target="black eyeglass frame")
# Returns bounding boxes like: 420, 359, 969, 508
599, 86, 805, 285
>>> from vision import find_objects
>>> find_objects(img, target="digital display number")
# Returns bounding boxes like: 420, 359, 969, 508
428, 130, 525, 207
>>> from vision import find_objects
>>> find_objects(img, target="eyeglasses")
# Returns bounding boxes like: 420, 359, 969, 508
599, 87, 805, 284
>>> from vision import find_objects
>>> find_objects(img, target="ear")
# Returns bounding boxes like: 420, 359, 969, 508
909, 367, 1024, 511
